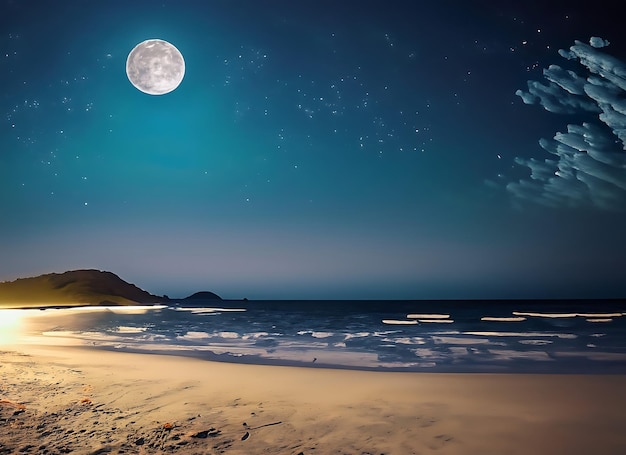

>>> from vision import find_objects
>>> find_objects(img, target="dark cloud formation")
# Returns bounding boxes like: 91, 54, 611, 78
509, 38, 626, 210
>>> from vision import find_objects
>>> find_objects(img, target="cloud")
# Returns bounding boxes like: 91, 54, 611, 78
506, 38, 626, 211
590, 37, 610, 49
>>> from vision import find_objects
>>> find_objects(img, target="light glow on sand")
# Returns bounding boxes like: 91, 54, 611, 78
107, 305, 168, 314
45, 305, 168, 315
0, 309, 26, 344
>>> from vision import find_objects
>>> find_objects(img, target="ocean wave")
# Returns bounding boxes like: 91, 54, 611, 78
512, 311, 623, 319
464, 331, 577, 339
481, 317, 527, 322
297, 331, 335, 338
173, 307, 246, 314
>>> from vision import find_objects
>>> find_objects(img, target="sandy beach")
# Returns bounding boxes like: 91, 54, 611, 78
0, 344, 625, 455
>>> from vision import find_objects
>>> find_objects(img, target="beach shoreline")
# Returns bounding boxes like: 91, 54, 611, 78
4, 302, 626, 375
2, 343, 626, 454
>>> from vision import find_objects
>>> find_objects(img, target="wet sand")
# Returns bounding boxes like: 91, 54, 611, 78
1, 345, 626, 454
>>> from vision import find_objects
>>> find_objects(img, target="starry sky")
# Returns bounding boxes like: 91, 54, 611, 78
1, 0, 625, 300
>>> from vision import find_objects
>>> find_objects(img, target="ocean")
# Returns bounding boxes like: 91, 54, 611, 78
4, 299, 626, 373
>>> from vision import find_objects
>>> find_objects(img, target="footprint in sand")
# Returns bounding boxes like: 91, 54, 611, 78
428, 433, 454, 450
416, 416, 438, 428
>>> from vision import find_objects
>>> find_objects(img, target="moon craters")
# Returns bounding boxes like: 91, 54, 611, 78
126, 39, 185, 95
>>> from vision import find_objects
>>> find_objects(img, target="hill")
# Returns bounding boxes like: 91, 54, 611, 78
0, 270, 166, 308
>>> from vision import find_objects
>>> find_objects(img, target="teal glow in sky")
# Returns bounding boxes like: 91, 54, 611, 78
1, 1, 625, 299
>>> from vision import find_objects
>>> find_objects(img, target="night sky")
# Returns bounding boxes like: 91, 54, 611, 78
1, 1, 625, 300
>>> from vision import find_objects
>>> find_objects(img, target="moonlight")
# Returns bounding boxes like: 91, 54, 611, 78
126, 39, 185, 95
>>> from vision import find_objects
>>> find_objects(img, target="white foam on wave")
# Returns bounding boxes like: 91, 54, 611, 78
382, 319, 418, 325
418, 319, 454, 323
115, 326, 148, 333
586, 318, 613, 323
177, 331, 240, 341
513, 311, 622, 319
433, 336, 505, 346
512, 311, 576, 318
406, 314, 450, 319
414, 348, 447, 360
174, 307, 246, 314
241, 332, 270, 340
414, 346, 472, 362
344, 332, 370, 340
487, 349, 552, 361
464, 331, 577, 339
373, 330, 403, 336
177, 331, 210, 340
518, 339, 552, 346
385, 336, 426, 345
272, 340, 331, 350
579, 313, 622, 318
297, 331, 335, 338
481, 317, 527, 322
449, 346, 469, 356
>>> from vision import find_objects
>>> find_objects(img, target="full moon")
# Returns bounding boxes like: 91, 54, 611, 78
126, 39, 185, 95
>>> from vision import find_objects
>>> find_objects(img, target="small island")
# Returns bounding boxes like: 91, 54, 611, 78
182, 291, 222, 301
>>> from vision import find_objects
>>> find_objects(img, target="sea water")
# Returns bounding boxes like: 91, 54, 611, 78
4, 299, 626, 373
